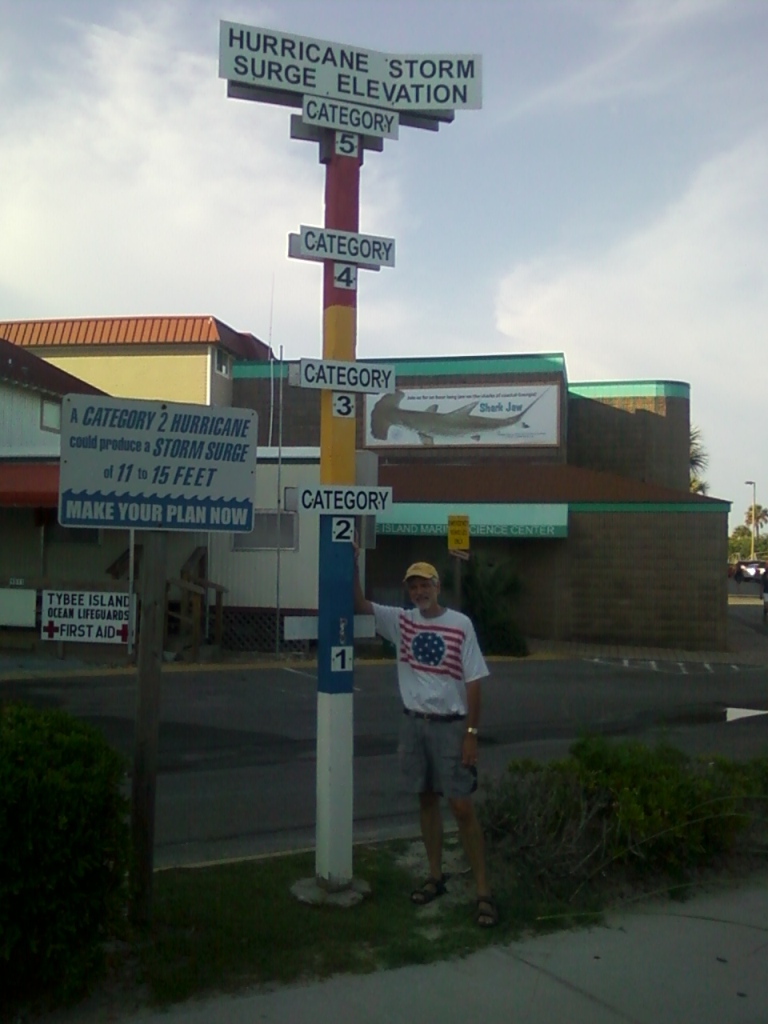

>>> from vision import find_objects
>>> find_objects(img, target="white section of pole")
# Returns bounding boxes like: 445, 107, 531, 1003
315, 690, 354, 888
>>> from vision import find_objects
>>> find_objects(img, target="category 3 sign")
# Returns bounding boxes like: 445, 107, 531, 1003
296, 358, 396, 393
219, 22, 482, 112
59, 396, 258, 531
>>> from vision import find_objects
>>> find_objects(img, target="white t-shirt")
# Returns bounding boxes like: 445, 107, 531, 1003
372, 603, 489, 715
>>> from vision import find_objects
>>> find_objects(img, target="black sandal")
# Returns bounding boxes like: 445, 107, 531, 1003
411, 875, 447, 905
476, 894, 498, 928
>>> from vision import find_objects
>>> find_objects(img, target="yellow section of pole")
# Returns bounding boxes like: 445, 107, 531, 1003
319, 304, 356, 485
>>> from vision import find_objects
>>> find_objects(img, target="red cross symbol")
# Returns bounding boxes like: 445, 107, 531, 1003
44, 620, 58, 639
118, 622, 130, 643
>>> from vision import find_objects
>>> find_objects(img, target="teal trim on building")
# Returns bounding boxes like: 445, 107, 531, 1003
376, 502, 569, 538
375, 500, 729, 539
569, 501, 729, 513
569, 381, 690, 399
235, 362, 290, 379
234, 353, 567, 380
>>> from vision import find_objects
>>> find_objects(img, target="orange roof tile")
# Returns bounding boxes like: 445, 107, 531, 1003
0, 316, 271, 361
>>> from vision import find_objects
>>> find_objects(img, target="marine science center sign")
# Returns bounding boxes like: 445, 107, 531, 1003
59, 395, 257, 532
219, 22, 482, 112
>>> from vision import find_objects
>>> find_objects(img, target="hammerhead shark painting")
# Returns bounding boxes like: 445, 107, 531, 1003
368, 388, 551, 445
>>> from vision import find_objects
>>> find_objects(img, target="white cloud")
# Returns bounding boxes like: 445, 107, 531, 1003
507, 0, 733, 117
496, 135, 768, 376
0, 6, 323, 341
495, 133, 768, 506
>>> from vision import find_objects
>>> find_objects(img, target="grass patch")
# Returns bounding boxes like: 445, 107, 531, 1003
140, 840, 519, 1006
8, 738, 768, 1019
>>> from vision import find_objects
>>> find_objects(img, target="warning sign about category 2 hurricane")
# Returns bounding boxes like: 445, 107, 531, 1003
59, 395, 258, 532
219, 22, 482, 112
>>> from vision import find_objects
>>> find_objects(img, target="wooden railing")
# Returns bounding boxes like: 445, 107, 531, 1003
165, 576, 226, 662
165, 546, 227, 661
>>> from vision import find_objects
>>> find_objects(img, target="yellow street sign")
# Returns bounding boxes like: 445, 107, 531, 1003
447, 514, 470, 551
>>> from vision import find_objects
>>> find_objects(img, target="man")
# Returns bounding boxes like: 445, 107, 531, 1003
353, 551, 497, 927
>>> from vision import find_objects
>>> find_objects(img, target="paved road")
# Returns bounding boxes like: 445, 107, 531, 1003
2, 654, 767, 866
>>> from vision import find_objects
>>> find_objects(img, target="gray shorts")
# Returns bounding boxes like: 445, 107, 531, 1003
398, 714, 477, 799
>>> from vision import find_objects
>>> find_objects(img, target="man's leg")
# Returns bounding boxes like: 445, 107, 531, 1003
448, 796, 489, 898
419, 790, 444, 881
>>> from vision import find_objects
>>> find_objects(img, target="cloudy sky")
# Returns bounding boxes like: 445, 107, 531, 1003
1, 0, 765, 523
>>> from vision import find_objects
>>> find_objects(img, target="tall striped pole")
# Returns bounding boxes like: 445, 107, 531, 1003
315, 133, 361, 888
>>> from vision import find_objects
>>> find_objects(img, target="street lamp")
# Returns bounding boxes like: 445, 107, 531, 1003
745, 480, 757, 560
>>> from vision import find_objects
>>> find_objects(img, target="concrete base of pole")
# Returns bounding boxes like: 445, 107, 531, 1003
290, 876, 371, 907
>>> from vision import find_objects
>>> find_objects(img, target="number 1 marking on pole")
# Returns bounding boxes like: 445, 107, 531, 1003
331, 645, 354, 671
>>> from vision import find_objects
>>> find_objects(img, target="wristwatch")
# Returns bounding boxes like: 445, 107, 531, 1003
466, 726, 478, 736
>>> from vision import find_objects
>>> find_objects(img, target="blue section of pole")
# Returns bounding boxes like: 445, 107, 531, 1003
316, 515, 355, 694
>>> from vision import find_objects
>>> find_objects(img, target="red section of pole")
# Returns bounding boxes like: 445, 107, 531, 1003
323, 140, 361, 314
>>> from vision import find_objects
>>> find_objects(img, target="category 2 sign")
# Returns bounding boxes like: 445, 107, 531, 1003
59, 396, 258, 531
41, 590, 134, 644
219, 22, 482, 112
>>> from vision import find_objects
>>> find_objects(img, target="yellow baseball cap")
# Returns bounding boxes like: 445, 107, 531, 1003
403, 562, 439, 582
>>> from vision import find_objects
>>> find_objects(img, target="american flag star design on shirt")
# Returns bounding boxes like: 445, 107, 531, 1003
399, 614, 465, 680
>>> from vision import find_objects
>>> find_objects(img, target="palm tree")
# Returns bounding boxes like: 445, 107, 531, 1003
745, 503, 768, 539
689, 425, 709, 495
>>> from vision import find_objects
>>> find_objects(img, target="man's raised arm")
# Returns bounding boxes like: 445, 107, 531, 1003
352, 540, 373, 615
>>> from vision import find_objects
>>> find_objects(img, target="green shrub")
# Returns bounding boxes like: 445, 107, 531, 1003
569, 736, 747, 871
0, 703, 130, 1001
479, 737, 760, 900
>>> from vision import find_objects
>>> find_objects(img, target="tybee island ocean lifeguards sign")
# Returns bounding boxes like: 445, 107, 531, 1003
219, 22, 482, 112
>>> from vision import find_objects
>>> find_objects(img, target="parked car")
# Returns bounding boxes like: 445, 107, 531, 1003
734, 560, 767, 581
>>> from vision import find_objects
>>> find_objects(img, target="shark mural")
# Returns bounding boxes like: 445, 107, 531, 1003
366, 385, 558, 447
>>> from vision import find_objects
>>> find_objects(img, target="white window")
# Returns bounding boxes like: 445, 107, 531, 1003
41, 399, 61, 433
215, 349, 230, 377
233, 511, 298, 551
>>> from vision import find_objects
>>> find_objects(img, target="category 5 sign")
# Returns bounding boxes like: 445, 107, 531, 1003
302, 96, 398, 139
219, 22, 482, 112
59, 396, 258, 532
41, 590, 135, 644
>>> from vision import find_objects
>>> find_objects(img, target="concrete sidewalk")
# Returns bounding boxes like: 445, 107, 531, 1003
87, 873, 768, 1024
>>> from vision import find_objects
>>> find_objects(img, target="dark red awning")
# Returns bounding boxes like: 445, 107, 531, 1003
0, 462, 59, 507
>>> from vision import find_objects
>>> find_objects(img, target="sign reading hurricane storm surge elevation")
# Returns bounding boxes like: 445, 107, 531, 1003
219, 23, 482, 112
59, 395, 257, 532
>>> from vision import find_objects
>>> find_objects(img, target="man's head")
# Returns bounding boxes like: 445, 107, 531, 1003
403, 561, 441, 616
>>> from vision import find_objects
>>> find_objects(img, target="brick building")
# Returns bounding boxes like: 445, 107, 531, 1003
233, 353, 729, 651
